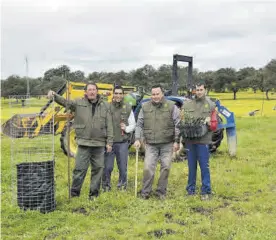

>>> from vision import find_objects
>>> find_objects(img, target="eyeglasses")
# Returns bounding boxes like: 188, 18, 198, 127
114, 92, 123, 95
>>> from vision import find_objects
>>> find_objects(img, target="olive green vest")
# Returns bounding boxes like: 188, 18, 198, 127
182, 96, 215, 144
142, 99, 175, 144
73, 97, 110, 145
110, 101, 132, 142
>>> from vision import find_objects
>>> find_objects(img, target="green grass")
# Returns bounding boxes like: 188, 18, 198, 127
208, 91, 276, 117
1, 97, 49, 122
1, 95, 276, 239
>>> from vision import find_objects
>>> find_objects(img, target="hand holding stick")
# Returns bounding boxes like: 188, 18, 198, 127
120, 117, 126, 136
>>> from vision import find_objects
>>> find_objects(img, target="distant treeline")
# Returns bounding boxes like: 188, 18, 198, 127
1, 59, 276, 100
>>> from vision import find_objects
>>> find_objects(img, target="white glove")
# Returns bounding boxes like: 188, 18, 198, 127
204, 117, 211, 125
47, 90, 55, 99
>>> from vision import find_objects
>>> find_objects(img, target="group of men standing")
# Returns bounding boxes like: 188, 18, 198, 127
47, 80, 217, 201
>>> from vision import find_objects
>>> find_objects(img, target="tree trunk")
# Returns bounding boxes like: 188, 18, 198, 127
233, 91, 237, 100
266, 90, 270, 100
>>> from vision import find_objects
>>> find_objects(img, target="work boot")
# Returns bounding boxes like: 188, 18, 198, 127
89, 194, 99, 201
186, 191, 196, 197
201, 194, 211, 201
117, 185, 127, 191
89, 196, 96, 201
140, 193, 150, 200
89, 192, 99, 201
70, 190, 80, 198
102, 186, 111, 192
158, 194, 166, 201
154, 191, 166, 200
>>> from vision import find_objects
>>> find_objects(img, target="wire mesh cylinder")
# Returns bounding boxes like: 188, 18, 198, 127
6, 95, 56, 213
17, 160, 56, 213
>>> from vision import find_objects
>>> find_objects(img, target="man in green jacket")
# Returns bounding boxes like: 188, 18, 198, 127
102, 86, 136, 191
47, 83, 113, 200
134, 84, 180, 200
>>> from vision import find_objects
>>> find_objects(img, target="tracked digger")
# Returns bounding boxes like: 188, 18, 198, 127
2, 54, 237, 158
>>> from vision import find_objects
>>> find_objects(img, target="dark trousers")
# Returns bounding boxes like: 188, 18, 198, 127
186, 143, 211, 195
102, 142, 129, 190
71, 145, 105, 197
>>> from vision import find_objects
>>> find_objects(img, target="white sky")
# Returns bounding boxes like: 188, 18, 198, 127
1, 0, 276, 78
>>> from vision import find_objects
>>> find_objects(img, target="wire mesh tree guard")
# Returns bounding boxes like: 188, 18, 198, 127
7, 95, 56, 213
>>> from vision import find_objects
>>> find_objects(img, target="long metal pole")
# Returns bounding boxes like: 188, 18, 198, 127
66, 78, 71, 200
25, 56, 30, 98
135, 148, 139, 198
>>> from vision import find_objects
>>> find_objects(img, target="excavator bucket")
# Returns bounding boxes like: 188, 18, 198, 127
2, 113, 38, 138
2, 83, 67, 139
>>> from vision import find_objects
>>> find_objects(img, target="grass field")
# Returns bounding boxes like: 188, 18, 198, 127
1, 93, 276, 240
209, 91, 276, 117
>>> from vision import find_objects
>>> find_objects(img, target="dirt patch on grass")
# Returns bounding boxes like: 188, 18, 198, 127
218, 195, 240, 201
147, 229, 176, 238
147, 230, 163, 238
164, 212, 173, 219
217, 202, 231, 209
231, 207, 247, 216
47, 226, 57, 231
165, 229, 176, 235
266, 207, 273, 214
200, 229, 208, 236
164, 212, 187, 226
175, 219, 186, 226
236, 211, 247, 216
44, 232, 59, 239
190, 206, 213, 216
72, 207, 88, 216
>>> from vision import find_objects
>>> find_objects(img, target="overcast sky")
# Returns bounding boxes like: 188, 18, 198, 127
1, 0, 276, 78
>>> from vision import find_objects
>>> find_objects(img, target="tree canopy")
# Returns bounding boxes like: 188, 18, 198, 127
1, 59, 276, 100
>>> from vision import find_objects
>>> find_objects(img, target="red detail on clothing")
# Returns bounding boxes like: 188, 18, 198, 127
210, 109, 218, 131
120, 119, 124, 136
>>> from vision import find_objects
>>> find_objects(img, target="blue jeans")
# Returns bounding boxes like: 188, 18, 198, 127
102, 142, 129, 189
186, 143, 211, 195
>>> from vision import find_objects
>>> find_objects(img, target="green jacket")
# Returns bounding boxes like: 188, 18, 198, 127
142, 98, 176, 144
54, 94, 113, 147
181, 96, 215, 144
110, 101, 132, 143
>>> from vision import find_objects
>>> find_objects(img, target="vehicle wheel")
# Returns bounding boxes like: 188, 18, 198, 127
209, 116, 224, 153
60, 122, 78, 158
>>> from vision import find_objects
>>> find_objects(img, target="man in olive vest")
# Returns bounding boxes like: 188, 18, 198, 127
134, 84, 180, 200
47, 83, 113, 200
180, 81, 218, 200
102, 86, 136, 191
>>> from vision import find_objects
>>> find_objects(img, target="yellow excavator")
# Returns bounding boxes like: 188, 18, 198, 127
1, 82, 137, 156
